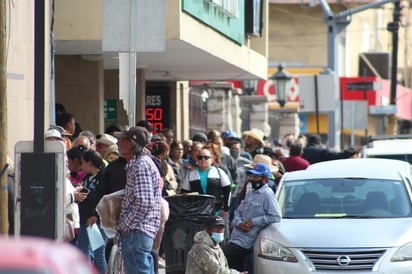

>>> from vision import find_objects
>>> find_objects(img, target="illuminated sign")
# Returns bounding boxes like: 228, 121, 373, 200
145, 89, 170, 131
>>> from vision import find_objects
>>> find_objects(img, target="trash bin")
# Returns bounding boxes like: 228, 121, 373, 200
163, 194, 215, 274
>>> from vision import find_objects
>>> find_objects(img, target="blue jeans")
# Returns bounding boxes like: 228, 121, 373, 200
121, 230, 154, 274
77, 223, 107, 274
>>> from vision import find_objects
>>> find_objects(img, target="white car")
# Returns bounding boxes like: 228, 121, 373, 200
254, 158, 412, 274
363, 135, 412, 164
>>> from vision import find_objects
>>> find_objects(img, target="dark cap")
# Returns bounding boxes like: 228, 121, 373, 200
263, 146, 279, 159
192, 132, 208, 143
205, 215, 225, 228
114, 126, 150, 147
136, 120, 158, 132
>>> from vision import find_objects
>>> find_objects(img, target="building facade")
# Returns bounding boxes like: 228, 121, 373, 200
265, 0, 412, 147
4, 0, 271, 156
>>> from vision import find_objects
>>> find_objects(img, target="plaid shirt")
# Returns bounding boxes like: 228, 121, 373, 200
117, 154, 161, 239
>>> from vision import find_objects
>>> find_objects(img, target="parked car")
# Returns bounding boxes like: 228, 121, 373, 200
254, 158, 412, 273
362, 135, 412, 164
0, 236, 98, 274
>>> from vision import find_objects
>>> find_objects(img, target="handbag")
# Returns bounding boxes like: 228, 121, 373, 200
64, 214, 75, 241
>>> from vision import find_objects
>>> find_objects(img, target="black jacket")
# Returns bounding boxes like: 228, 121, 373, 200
302, 144, 357, 165
102, 157, 127, 194
78, 169, 106, 224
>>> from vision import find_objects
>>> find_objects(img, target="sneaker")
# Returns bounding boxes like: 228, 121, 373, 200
158, 257, 166, 269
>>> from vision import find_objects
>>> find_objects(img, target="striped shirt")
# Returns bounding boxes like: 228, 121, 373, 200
117, 154, 161, 239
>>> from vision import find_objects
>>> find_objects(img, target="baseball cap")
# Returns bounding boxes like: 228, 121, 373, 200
114, 126, 150, 147
247, 162, 272, 178
205, 215, 225, 228
221, 130, 237, 139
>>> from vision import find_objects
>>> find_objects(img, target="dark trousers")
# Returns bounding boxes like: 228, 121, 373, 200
222, 242, 251, 272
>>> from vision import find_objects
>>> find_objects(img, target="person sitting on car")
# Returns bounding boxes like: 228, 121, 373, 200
222, 163, 282, 273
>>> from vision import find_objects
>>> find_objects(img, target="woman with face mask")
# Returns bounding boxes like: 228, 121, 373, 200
185, 216, 248, 274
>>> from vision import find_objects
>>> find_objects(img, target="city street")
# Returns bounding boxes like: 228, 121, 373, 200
2, 1, 412, 274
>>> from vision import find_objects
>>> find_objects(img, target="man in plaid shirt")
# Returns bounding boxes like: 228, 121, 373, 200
115, 126, 161, 274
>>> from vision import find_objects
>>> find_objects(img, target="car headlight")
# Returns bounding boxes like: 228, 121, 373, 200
392, 242, 412, 262
258, 237, 298, 262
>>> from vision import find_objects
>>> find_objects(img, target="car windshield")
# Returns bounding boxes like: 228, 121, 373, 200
279, 178, 412, 218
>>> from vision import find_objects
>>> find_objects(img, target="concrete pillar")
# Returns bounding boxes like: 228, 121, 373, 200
136, 69, 146, 123
277, 111, 300, 140
175, 81, 190, 141
239, 96, 271, 138
206, 82, 233, 131
230, 92, 242, 136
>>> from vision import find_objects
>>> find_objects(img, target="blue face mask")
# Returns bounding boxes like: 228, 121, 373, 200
211, 232, 225, 244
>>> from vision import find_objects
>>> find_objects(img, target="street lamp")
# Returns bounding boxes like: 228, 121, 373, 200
242, 79, 257, 96
270, 64, 292, 107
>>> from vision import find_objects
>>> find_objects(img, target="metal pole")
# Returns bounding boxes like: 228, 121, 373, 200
340, 85, 344, 150
386, 1, 401, 135
314, 75, 320, 135
34, 0, 45, 153
0, 0, 8, 235
128, 0, 137, 127
334, 0, 398, 20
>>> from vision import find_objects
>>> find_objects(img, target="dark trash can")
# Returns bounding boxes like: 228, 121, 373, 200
163, 194, 215, 274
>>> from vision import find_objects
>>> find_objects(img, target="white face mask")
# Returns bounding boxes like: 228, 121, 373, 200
211, 232, 225, 244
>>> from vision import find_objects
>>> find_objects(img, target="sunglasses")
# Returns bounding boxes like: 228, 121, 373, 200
198, 155, 211, 160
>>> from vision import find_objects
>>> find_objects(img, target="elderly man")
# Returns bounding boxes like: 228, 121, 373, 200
223, 163, 282, 273
72, 135, 91, 150
96, 133, 117, 158
115, 126, 161, 274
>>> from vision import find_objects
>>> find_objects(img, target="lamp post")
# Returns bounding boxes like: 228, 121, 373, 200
270, 64, 292, 107
242, 79, 257, 96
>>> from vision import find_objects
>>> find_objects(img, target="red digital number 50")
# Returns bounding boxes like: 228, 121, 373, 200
145, 108, 164, 131
145, 108, 163, 120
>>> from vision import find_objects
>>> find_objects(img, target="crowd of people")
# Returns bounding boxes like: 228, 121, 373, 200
7, 104, 362, 274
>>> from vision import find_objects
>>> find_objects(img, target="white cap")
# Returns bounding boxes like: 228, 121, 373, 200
96, 133, 117, 146
44, 129, 63, 140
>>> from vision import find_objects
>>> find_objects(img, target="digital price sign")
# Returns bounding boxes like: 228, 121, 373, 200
145, 89, 170, 132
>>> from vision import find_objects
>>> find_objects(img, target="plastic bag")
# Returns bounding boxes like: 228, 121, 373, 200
96, 189, 124, 239
64, 215, 75, 241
